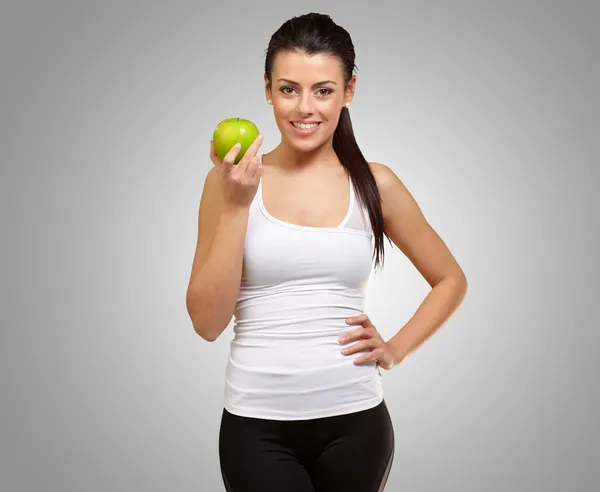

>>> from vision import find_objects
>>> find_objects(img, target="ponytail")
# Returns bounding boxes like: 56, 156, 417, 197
333, 107, 389, 271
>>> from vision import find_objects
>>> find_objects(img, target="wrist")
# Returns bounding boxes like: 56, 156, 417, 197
222, 204, 250, 219
386, 338, 409, 366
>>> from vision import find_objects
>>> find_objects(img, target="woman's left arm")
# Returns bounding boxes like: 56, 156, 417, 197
370, 162, 468, 364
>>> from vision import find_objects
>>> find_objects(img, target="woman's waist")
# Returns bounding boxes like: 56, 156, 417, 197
233, 305, 365, 338
226, 346, 379, 394
227, 336, 376, 381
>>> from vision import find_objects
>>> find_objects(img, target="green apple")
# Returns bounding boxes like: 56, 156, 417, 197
213, 118, 260, 165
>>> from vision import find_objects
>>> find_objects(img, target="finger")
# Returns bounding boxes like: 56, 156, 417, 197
249, 154, 262, 180
354, 348, 385, 365
338, 327, 371, 344
340, 339, 377, 356
339, 328, 362, 344
345, 314, 373, 326
346, 314, 371, 324
237, 134, 264, 174
221, 143, 242, 174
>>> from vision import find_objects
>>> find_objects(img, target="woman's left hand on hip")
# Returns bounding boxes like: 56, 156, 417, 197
339, 313, 403, 371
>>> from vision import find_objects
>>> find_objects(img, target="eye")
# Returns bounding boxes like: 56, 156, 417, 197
278, 86, 334, 97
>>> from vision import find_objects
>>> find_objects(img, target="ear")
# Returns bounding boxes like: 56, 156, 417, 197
264, 73, 271, 100
345, 74, 356, 105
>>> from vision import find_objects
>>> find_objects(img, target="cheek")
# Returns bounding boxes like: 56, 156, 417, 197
273, 105, 288, 119
273, 110, 291, 130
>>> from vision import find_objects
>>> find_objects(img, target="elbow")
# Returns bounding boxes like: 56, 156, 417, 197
188, 313, 220, 342
186, 292, 232, 342
188, 312, 220, 341
451, 273, 468, 302
448, 265, 468, 291
186, 297, 219, 342
193, 324, 219, 342
452, 272, 467, 290
436, 273, 468, 301
459, 272, 468, 292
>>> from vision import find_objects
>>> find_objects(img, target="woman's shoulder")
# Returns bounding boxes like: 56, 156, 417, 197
367, 161, 401, 192
367, 161, 417, 225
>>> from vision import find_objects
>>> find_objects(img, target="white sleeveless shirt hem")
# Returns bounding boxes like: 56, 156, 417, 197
224, 394, 384, 421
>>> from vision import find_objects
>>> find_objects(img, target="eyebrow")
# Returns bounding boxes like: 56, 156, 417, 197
277, 78, 337, 87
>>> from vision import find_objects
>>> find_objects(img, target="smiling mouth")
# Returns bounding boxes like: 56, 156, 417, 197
290, 122, 321, 133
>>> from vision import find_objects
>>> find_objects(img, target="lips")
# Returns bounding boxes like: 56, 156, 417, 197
290, 122, 321, 135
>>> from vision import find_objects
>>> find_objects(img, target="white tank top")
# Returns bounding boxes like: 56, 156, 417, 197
223, 157, 383, 420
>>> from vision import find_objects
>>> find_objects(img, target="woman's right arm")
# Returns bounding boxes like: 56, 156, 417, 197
186, 168, 251, 341
186, 136, 263, 341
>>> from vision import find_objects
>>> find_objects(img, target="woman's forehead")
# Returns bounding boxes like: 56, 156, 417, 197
273, 51, 343, 79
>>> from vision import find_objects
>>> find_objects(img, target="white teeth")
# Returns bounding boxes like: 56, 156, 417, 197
293, 122, 320, 129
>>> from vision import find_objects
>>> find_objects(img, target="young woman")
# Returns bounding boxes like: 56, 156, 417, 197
186, 12, 467, 492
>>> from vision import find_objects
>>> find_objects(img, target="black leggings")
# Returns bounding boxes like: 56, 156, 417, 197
219, 400, 394, 492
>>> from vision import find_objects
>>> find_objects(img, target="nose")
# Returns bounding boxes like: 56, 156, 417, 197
296, 93, 313, 116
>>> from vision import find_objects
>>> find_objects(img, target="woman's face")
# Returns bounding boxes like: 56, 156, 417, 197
265, 50, 355, 151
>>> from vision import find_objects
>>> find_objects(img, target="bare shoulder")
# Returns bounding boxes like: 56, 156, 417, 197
367, 161, 467, 287
368, 162, 398, 193
367, 161, 410, 219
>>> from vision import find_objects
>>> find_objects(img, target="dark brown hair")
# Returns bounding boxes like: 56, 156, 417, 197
264, 13, 391, 271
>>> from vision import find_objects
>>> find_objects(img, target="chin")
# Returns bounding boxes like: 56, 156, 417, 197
287, 136, 326, 150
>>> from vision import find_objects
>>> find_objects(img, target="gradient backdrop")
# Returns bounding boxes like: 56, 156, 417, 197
1, 1, 598, 491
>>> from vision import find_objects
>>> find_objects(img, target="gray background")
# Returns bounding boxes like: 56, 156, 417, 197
1, 1, 598, 491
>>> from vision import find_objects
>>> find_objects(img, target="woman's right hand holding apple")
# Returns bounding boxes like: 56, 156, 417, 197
209, 134, 263, 210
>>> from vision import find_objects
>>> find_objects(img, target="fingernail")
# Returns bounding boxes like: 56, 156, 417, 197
338, 337, 345, 343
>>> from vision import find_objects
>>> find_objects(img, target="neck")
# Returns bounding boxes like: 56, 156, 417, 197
269, 139, 340, 171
